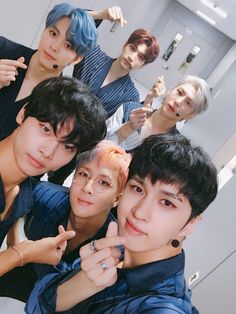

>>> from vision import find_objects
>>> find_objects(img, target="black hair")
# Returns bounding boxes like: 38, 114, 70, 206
23, 76, 107, 152
129, 134, 218, 219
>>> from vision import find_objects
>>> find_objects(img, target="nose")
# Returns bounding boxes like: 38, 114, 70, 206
131, 197, 151, 222
38, 142, 58, 159
50, 40, 61, 53
83, 179, 94, 195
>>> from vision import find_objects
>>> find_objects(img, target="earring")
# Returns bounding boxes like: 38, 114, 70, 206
171, 239, 180, 248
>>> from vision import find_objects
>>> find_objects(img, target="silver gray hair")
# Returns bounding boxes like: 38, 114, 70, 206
177, 75, 212, 115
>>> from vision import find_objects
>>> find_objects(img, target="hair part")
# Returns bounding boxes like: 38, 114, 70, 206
126, 28, 159, 64
23, 76, 107, 152
177, 75, 212, 114
46, 3, 97, 56
76, 140, 131, 193
129, 134, 218, 219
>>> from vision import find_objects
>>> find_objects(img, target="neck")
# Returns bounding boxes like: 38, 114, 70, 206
67, 210, 108, 239
110, 58, 129, 79
123, 244, 182, 268
0, 132, 27, 192
27, 52, 62, 80
149, 109, 176, 133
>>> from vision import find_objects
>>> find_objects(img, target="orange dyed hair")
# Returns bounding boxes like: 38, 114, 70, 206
76, 140, 131, 193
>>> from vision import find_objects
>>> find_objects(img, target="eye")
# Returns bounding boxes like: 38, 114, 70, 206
77, 169, 88, 177
98, 179, 111, 187
65, 42, 72, 50
129, 44, 136, 51
130, 184, 143, 194
64, 144, 76, 152
160, 199, 176, 208
40, 123, 51, 135
139, 54, 145, 62
49, 29, 57, 37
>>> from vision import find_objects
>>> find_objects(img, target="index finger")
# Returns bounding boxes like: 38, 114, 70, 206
1, 59, 27, 69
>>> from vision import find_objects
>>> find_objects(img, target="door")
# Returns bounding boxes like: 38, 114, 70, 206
132, 18, 216, 89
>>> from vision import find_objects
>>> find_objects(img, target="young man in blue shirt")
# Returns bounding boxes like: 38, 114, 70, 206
26, 133, 218, 313
0, 76, 106, 276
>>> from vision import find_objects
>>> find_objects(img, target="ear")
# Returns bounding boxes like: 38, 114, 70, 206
71, 55, 84, 65
112, 192, 122, 208
178, 215, 202, 238
16, 106, 26, 125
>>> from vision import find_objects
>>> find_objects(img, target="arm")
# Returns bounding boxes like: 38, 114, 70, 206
0, 225, 75, 276
88, 6, 127, 27
26, 222, 125, 312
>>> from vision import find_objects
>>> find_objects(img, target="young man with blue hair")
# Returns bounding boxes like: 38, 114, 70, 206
0, 3, 97, 140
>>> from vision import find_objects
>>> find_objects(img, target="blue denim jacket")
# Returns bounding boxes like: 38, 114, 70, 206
26, 251, 195, 314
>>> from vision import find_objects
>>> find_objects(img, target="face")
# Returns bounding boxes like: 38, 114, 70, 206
14, 117, 77, 176
161, 83, 198, 121
70, 160, 120, 219
118, 176, 193, 254
37, 17, 81, 70
119, 43, 147, 71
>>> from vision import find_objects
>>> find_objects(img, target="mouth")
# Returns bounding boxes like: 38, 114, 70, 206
44, 51, 56, 61
27, 154, 44, 169
167, 104, 175, 112
123, 58, 132, 69
125, 218, 146, 236
77, 198, 93, 206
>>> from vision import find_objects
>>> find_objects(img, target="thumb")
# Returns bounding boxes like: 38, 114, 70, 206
106, 221, 118, 238
17, 56, 25, 64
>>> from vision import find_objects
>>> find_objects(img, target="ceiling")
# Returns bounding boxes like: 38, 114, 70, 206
177, 0, 236, 40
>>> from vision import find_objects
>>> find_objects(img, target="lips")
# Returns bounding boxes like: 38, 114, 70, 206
125, 218, 146, 236
123, 58, 132, 68
167, 104, 175, 112
44, 51, 56, 61
27, 154, 44, 169
77, 198, 93, 206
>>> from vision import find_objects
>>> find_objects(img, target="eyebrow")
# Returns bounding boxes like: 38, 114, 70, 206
160, 189, 183, 202
131, 175, 144, 185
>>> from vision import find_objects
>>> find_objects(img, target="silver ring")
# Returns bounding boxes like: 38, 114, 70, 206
90, 240, 98, 253
100, 262, 108, 270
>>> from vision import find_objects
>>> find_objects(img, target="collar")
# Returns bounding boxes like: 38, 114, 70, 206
0, 177, 33, 216
120, 251, 185, 295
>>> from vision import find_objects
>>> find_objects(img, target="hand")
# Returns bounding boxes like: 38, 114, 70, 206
144, 76, 166, 108
17, 225, 75, 265
79, 222, 126, 288
0, 56, 27, 89
98, 6, 127, 27
128, 107, 153, 130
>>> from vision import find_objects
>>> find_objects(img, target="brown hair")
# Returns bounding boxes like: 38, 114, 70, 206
126, 28, 159, 64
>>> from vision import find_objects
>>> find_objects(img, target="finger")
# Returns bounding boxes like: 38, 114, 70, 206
1, 59, 27, 70
106, 221, 118, 238
86, 265, 117, 287
58, 224, 66, 234
55, 229, 76, 244
81, 248, 120, 271
80, 235, 126, 258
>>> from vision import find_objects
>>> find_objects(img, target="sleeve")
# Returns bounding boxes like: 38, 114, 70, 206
0, 36, 8, 58
25, 268, 82, 314
106, 105, 125, 144
24, 181, 69, 240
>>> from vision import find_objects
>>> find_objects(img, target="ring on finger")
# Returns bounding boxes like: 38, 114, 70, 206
90, 240, 98, 253
100, 262, 108, 270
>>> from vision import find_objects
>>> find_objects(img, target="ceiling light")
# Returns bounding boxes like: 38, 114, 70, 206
196, 10, 216, 25
200, 0, 228, 18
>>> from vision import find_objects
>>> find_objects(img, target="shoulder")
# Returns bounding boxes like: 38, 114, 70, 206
0, 36, 33, 59
123, 101, 142, 121
134, 295, 192, 314
33, 181, 69, 205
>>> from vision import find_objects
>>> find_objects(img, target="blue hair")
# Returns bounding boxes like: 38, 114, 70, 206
46, 3, 97, 56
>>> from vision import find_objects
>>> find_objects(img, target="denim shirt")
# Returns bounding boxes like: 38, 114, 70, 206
26, 251, 194, 314
0, 177, 33, 246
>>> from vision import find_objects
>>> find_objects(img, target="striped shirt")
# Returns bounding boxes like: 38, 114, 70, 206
73, 45, 140, 118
